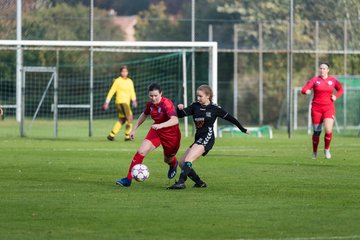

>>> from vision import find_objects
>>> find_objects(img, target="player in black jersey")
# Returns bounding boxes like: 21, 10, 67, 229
167, 85, 250, 190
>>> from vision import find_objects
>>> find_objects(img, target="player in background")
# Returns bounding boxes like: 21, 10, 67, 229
0, 105, 4, 120
301, 62, 343, 160
102, 66, 137, 141
167, 85, 250, 190
116, 83, 181, 187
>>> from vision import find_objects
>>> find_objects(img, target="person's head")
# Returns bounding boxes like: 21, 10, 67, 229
196, 85, 213, 105
319, 62, 330, 78
148, 83, 163, 104
120, 65, 129, 78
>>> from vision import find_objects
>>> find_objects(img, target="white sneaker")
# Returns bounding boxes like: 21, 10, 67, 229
312, 152, 317, 160
324, 149, 331, 159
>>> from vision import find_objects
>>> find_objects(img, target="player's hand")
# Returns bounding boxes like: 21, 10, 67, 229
132, 100, 138, 108
102, 102, 109, 111
305, 89, 311, 95
177, 104, 184, 110
331, 95, 337, 101
151, 124, 163, 130
130, 130, 136, 140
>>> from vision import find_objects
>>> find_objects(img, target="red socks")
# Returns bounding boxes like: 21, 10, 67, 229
324, 133, 332, 150
312, 134, 320, 153
127, 152, 145, 180
170, 156, 178, 168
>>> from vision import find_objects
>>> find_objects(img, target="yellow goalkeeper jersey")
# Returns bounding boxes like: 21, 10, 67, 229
105, 77, 136, 104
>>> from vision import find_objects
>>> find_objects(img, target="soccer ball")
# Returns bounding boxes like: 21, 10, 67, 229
131, 164, 150, 182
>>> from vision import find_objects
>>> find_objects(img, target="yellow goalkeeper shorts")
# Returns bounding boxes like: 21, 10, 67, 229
115, 103, 133, 119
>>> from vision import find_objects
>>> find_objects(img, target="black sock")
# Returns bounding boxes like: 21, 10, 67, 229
178, 162, 192, 184
188, 168, 202, 184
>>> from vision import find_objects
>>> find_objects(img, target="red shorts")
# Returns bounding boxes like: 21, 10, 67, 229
311, 104, 335, 124
145, 126, 181, 157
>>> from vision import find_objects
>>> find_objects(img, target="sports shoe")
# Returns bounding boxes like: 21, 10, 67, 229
124, 134, 132, 141
324, 149, 331, 160
167, 161, 178, 179
193, 181, 207, 188
107, 135, 115, 141
312, 152, 317, 160
167, 182, 186, 190
115, 177, 131, 187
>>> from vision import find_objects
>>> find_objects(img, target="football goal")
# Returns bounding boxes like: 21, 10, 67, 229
0, 40, 218, 137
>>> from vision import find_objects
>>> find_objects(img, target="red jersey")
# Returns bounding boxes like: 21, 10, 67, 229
301, 75, 343, 106
144, 96, 177, 124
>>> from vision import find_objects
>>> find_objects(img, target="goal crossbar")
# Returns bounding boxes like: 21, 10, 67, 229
0, 40, 217, 48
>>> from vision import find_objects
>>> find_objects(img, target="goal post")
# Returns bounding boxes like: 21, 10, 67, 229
0, 40, 218, 137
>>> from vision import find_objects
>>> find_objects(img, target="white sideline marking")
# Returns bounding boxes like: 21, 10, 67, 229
237, 235, 360, 240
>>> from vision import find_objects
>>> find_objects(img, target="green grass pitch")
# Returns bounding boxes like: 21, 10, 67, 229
1, 120, 360, 240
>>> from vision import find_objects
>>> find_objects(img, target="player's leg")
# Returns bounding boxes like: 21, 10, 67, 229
311, 107, 323, 159
160, 129, 181, 179
123, 103, 133, 141
167, 144, 205, 189
174, 147, 205, 186
322, 107, 335, 159
107, 104, 126, 141
116, 129, 160, 187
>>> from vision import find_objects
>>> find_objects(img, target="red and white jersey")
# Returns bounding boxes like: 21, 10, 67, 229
301, 75, 343, 106
144, 97, 177, 124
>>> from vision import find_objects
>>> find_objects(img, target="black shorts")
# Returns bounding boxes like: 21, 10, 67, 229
191, 128, 215, 156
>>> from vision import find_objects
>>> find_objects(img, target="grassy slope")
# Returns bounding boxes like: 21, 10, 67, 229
0, 120, 360, 240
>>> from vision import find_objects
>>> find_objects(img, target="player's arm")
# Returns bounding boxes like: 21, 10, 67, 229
301, 78, 314, 95
102, 79, 118, 110
219, 107, 248, 134
332, 80, 344, 101
130, 112, 148, 139
130, 80, 137, 107
152, 116, 179, 130
176, 103, 193, 118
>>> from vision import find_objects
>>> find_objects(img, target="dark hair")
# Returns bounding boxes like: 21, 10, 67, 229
197, 85, 213, 102
120, 65, 128, 72
319, 62, 330, 68
148, 83, 162, 93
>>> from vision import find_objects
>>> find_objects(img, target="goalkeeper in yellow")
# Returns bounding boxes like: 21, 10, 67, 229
102, 66, 137, 141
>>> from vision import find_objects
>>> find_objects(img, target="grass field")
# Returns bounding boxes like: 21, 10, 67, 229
1, 120, 360, 240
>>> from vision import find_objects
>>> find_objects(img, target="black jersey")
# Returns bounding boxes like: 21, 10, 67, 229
177, 102, 247, 155
177, 102, 247, 135
177, 102, 228, 135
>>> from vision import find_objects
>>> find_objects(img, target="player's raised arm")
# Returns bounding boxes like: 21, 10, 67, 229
176, 103, 193, 118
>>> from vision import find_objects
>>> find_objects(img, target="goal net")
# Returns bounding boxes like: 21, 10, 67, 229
0, 40, 217, 138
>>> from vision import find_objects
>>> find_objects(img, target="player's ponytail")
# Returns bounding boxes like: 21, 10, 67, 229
197, 85, 213, 102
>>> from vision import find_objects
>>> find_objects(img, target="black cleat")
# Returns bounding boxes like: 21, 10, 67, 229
167, 182, 186, 190
193, 181, 207, 188
107, 135, 115, 141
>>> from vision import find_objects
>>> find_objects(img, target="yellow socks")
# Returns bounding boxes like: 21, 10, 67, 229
109, 121, 122, 137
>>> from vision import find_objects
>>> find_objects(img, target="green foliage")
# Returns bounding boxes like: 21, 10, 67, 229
22, 3, 124, 41
135, 2, 180, 41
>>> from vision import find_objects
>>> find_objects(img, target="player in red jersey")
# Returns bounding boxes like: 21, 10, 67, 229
115, 83, 181, 187
301, 62, 343, 160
